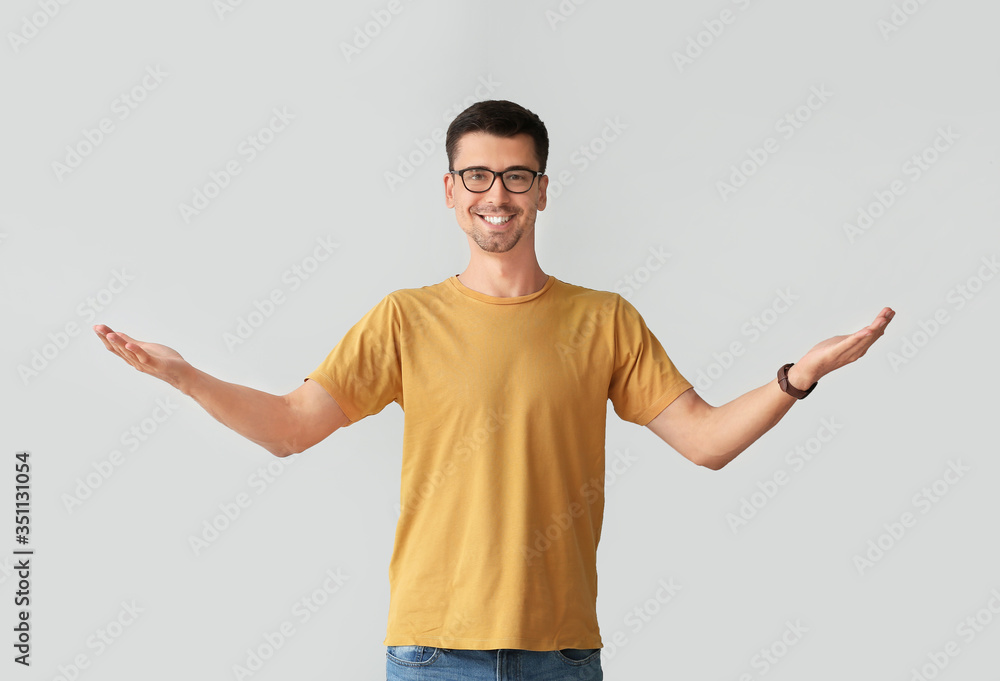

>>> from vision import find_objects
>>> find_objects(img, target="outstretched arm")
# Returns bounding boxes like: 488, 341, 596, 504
646, 307, 894, 470
93, 324, 349, 457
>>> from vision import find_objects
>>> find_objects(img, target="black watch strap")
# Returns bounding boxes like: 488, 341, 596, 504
777, 363, 817, 399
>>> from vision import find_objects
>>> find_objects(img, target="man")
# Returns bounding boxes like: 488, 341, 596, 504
94, 100, 894, 680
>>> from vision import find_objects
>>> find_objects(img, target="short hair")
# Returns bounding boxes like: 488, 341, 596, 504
445, 100, 550, 174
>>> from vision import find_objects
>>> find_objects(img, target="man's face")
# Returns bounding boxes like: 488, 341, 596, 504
444, 132, 548, 255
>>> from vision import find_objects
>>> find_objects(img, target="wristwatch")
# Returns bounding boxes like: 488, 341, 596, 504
777, 363, 817, 399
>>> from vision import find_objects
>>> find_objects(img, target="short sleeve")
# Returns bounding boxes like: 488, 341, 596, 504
608, 295, 692, 426
306, 294, 403, 426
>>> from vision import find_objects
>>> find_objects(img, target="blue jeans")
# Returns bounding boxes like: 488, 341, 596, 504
386, 646, 603, 680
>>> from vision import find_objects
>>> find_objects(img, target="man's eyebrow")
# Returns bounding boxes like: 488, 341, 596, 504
463, 164, 537, 172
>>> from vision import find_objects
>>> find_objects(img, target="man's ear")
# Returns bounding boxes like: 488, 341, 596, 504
536, 174, 548, 211
444, 172, 456, 208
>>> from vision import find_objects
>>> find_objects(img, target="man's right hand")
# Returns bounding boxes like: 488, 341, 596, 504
92, 323, 349, 456
93, 324, 193, 391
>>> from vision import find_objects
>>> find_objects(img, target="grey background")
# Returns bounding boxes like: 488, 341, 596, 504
2, 0, 998, 679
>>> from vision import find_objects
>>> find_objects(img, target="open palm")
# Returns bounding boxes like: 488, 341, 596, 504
798, 307, 895, 381
93, 324, 191, 388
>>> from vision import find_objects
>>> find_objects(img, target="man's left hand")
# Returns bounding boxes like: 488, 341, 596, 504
789, 307, 896, 388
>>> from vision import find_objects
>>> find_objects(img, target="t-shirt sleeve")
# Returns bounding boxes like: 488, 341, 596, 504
306, 293, 403, 426
608, 294, 693, 426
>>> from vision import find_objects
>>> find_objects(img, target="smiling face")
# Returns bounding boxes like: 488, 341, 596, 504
444, 132, 548, 255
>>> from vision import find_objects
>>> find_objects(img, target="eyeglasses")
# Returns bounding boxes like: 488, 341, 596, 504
450, 167, 543, 193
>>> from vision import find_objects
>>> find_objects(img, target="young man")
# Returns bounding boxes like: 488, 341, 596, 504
94, 100, 894, 681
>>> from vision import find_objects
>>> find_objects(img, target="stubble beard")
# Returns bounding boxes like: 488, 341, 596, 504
466, 211, 533, 254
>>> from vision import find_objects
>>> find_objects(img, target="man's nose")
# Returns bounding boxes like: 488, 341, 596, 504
482, 175, 512, 201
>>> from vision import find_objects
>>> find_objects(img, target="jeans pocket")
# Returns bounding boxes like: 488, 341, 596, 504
386, 645, 441, 666
553, 648, 601, 665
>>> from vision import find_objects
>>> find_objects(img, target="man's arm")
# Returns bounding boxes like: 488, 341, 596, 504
646, 307, 894, 470
93, 324, 349, 457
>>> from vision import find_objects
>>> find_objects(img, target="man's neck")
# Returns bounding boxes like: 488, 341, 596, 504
457, 257, 548, 298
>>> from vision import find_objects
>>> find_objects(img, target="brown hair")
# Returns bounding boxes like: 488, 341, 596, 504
445, 100, 549, 174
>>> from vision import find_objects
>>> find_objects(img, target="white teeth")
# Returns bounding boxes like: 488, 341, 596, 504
481, 215, 511, 225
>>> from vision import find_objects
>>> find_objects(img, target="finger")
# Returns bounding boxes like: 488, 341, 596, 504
124, 341, 153, 366
833, 330, 882, 364
96, 327, 146, 371
94, 326, 117, 352
95, 326, 133, 361
101, 330, 131, 361
113, 331, 144, 346
822, 312, 894, 369
849, 323, 891, 360
106, 333, 143, 369
872, 313, 893, 336
851, 325, 881, 344
112, 332, 154, 366
855, 311, 892, 338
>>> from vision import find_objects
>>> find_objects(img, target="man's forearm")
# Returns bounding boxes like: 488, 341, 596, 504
177, 366, 297, 457
649, 309, 892, 469
698, 364, 815, 470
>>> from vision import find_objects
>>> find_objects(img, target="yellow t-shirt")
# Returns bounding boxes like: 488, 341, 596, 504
306, 274, 692, 651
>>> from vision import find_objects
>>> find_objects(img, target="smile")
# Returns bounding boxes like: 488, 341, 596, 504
477, 214, 512, 226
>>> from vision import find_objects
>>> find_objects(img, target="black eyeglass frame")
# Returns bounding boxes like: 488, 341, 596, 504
449, 166, 544, 194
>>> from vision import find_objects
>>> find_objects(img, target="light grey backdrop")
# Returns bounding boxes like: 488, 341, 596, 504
2, 1, 998, 679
